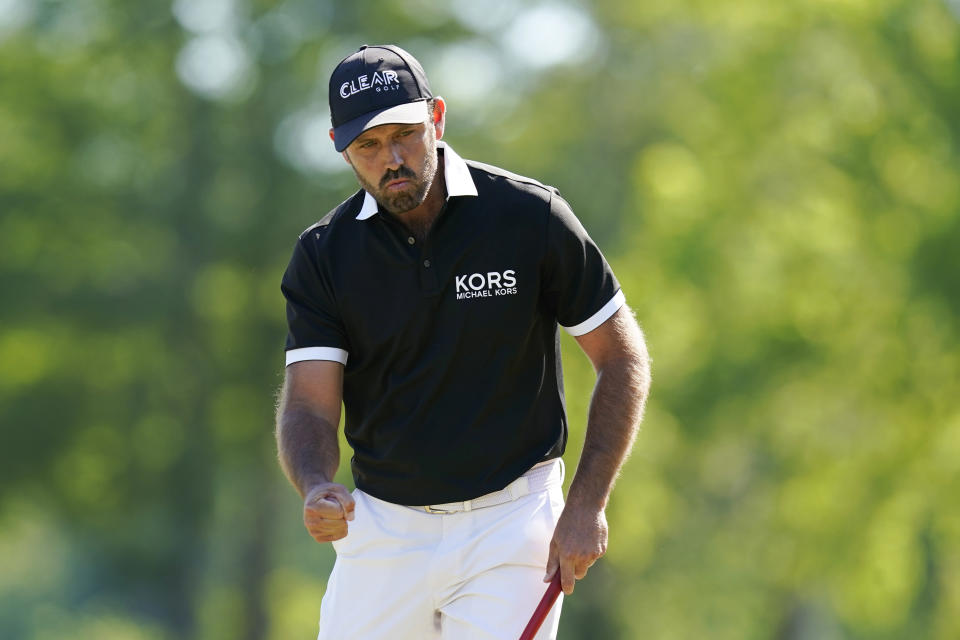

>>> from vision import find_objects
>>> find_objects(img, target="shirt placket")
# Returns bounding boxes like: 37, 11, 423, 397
377, 209, 444, 297
417, 222, 442, 297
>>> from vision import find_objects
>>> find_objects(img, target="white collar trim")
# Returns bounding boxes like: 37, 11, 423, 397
355, 141, 478, 221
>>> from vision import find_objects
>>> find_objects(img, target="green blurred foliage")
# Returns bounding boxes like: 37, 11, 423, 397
1, 0, 958, 638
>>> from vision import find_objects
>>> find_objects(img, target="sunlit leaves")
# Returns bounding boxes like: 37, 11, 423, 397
2, 0, 959, 637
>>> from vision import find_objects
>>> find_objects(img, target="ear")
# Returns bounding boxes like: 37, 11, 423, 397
431, 97, 447, 140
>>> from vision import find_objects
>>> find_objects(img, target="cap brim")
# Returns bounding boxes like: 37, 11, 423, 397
332, 101, 429, 152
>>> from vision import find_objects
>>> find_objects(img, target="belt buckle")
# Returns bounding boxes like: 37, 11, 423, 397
423, 504, 454, 514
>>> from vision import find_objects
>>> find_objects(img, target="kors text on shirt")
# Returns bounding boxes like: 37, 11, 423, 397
454, 270, 518, 300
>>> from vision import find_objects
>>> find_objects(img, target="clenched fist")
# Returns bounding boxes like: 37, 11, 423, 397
303, 482, 355, 543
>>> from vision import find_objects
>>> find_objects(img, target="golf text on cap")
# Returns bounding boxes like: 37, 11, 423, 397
455, 270, 518, 300
340, 71, 401, 98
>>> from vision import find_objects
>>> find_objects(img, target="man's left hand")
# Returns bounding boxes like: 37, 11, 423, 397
544, 501, 609, 595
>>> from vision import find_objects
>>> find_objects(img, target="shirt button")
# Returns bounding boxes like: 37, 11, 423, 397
407, 236, 415, 245
423, 259, 431, 268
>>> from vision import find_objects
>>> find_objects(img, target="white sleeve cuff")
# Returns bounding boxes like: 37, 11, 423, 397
285, 346, 349, 366
561, 290, 626, 337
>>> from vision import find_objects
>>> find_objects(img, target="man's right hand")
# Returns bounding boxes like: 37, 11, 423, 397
303, 482, 355, 543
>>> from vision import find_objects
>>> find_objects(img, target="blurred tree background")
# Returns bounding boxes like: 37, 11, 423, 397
1, 0, 958, 638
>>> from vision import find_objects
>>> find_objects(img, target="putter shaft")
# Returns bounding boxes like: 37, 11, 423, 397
518, 573, 562, 640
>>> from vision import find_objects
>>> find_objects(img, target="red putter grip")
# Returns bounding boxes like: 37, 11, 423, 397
518, 573, 563, 640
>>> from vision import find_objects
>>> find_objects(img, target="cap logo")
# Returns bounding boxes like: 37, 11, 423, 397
339, 70, 400, 99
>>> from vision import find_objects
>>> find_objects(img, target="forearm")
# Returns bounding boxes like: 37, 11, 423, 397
276, 403, 341, 498
567, 345, 650, 510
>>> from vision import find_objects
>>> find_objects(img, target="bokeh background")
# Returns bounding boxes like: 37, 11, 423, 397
2, 0, 959, 638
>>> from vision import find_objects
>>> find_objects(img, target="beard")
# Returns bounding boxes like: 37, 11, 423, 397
351, 136, 439, 215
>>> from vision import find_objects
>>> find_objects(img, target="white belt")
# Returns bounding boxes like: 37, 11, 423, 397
411, 458, 564, 514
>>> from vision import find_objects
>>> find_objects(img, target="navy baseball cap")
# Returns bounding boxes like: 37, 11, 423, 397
329, 44, 434, 152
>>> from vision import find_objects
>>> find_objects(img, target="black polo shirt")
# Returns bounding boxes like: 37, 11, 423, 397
282, 142, 624, 505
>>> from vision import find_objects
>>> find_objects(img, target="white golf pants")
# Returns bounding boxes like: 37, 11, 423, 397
317, 459, 565, 639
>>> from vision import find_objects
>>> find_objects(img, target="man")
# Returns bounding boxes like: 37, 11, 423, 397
276, 44, 650, 639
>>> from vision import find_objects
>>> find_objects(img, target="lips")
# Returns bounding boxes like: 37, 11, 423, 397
385, 179, 410, 191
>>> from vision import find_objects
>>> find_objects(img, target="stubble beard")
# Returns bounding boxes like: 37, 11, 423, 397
353, 136, 439, 216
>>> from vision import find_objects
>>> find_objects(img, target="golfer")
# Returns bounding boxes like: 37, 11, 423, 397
276, 44, 651, 639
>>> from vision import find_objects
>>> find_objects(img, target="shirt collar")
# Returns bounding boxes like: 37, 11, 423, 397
356, 141, 478, 221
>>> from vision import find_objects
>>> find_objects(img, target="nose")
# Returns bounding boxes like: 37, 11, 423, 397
384, 142, 403, 170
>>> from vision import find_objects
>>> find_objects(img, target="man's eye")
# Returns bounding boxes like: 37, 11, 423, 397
359, 140, 375, 148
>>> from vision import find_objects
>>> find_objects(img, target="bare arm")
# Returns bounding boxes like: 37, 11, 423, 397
545, 305, 651, 594
276, 360, 355, 542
